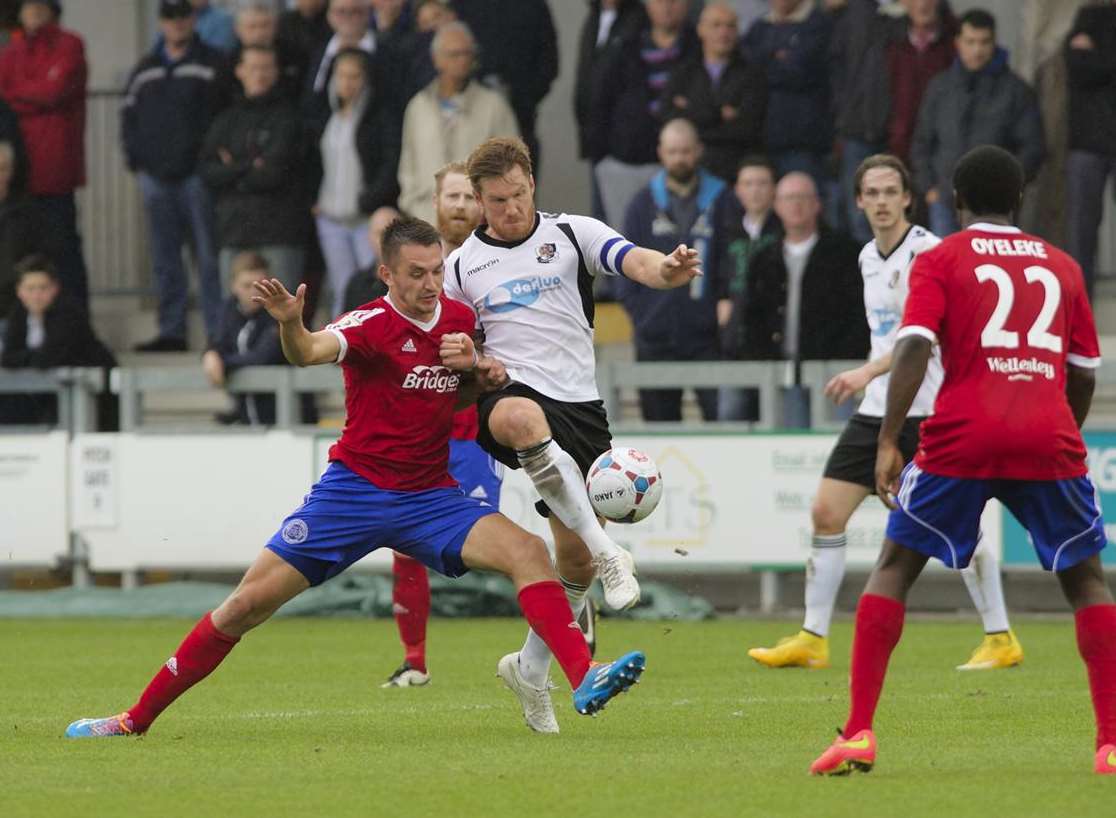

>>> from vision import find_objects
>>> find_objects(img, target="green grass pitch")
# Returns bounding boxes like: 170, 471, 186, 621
2, 616, 1112, 817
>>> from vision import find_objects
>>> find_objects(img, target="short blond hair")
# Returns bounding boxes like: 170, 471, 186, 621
434, 160, 469, 196
467, 137, 533, 191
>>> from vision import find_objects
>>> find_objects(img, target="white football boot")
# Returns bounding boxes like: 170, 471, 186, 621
496, 652, 559, 734
593, 545, 640, 611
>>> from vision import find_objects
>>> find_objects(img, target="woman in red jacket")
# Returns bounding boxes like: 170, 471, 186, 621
0, 0, 88, 307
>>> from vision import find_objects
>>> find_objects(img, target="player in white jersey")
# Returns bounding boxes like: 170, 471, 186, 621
441, 136, 701, 732
748, 154, 1023, 671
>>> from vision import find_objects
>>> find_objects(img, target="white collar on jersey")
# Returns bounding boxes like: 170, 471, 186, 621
385, 294, 441, 333
967, 222, 1022, 234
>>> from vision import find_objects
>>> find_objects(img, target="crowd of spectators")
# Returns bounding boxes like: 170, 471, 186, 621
0, 0, 1113, 427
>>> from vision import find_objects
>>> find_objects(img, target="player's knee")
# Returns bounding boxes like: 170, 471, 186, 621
217, 589, 274, 632
519, 533, 556, 576
491, 399, 548, 449
811, 498, 847, 535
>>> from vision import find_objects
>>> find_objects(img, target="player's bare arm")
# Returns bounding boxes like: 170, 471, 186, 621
825, 353, 893, 405
252, 279, 340, 366
875, 335, 931, 508
1066, 364, 1096, 429
620, 243, 702, 289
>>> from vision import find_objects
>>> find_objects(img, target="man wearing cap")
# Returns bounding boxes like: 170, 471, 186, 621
0, 0, 89, 310
123, 0, 231, 351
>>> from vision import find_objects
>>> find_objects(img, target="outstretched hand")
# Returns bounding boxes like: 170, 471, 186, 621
660, 244, 702, 287
440, 332, 477, 371
252, 278, 306, 325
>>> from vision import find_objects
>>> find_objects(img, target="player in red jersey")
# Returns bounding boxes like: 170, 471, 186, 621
64, 217, 646, 739
382, 162, 498, 688
810, 146, 1116, 776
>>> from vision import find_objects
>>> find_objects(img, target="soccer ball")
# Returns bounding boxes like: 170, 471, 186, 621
586, 447, 663, 524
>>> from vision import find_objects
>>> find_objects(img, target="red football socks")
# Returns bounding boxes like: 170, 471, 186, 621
1075, 604, 1116, 750
518, 580, 592, 689
127, 612, 240, 732
844, 593, 905, 737
392, 553, 431, 673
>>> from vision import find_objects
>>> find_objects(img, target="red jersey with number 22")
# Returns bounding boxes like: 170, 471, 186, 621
899, 223, 1101, 480
325, 295, 476, 491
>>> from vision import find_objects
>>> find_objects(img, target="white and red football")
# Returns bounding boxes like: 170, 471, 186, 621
586, 447, 663, 524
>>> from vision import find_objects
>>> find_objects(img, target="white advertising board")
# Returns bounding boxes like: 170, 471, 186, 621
0, 432, 69, 564
69, 432, 1001, 573
500, 434, 1001, 569
77, 432, 315, 571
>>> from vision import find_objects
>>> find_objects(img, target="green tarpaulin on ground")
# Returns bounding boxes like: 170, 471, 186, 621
0, 576, 713, 620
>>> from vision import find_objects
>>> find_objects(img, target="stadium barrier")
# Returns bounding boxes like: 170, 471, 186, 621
5, 363, 1116, 606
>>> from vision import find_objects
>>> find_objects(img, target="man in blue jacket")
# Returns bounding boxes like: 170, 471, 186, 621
618, 118, 723, 421
123, 0, 231, 351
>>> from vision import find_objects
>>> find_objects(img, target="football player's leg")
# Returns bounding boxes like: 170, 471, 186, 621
806, 479, 869, 639
518, 515, 596, 688
957, 539, 1022, 670
750, 478, 868, 669
66, 462, 384, 738
816, 467, 984, 772
486, 397, 638, 610
66, 549, 309, 738
1006, 476, 1115, 762
809, 538, 926, 775
1057, 555, 1116, 762
386, 552, 431, 684
461, 514, 590, 689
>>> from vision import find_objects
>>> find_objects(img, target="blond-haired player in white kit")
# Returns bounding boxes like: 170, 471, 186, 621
748, 154, 1023, 671
442, 136, 702, 732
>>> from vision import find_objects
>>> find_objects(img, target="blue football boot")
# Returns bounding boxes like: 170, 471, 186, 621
65, 713, 135, 738
573, 651, 645, 715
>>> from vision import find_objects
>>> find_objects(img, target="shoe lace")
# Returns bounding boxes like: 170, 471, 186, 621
523, 681, 556, 720
595, 553, 629, 589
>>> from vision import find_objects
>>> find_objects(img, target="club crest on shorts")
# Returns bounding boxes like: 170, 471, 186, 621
282, 518, 309, 544
536, 242, 558, 264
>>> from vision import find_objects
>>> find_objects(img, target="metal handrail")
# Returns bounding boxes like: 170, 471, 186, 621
10, 358, 1116, 434
0, 367, 108, 433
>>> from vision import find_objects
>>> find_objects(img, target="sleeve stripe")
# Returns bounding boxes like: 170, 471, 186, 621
326, 327, 348, 364
897, 325, 937, 344
1067, 353, 1102, 369
613, 242, 635, 276
599, 236, 623, 273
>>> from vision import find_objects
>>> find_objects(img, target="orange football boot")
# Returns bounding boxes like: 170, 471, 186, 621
810, 729, 876, 776
1096, 744, 1116, 775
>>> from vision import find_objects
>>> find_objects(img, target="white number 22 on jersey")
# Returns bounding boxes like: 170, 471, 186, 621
975, 264, 1062, 353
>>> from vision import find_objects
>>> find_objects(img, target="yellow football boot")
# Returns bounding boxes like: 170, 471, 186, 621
748, 630, 830, 669
956, 630, 1024, 671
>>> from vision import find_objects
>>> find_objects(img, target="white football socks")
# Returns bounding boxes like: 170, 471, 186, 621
516, 439, 616, 560
518, 576, 590, 688
961, 539, 1011, 633
802, 533, 847, 637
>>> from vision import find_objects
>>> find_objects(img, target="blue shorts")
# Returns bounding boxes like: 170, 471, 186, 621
449, 438, 504, 507
886, 463, 1107, 572
267, 462, 498, 586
